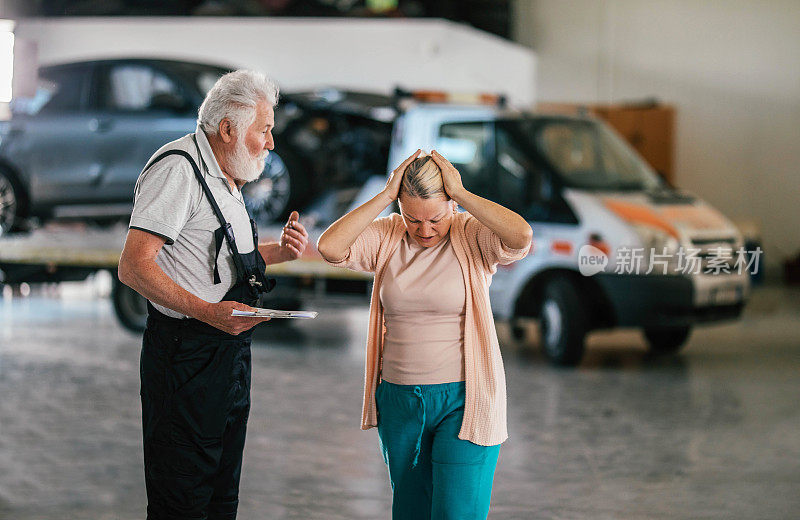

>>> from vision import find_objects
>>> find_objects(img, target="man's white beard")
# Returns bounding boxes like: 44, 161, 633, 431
228, 140, 268, 183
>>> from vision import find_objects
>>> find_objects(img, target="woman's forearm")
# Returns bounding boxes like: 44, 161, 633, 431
317, 191, 393, 262
452, 189, 532, 250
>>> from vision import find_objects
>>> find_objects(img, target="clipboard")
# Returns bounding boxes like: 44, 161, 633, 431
231, 309, 318, 319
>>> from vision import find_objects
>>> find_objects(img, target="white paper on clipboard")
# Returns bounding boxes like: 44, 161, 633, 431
231, 309, 318, 319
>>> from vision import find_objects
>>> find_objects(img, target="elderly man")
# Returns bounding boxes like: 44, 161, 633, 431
118, 69, 308, 520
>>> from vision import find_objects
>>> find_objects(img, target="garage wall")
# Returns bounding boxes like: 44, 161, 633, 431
15, 17, 536, 105
513, 0, 800, 273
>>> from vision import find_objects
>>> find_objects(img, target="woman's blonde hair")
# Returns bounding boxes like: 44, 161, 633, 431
400, 156, 448, 199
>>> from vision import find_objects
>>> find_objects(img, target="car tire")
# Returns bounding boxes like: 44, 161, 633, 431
539, 277, 588, 366
644, 325, 692, 354
243, 150, 310, 226
0, 168, 24, 235
112, 276, 148, 333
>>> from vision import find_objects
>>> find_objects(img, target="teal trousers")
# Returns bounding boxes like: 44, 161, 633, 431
375, 381, 501, 520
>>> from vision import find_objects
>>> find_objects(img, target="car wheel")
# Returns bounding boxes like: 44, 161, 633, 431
644, 325, 692, 354
539, 277, 588, 366
243, 151, 309, 226
0, 169, 21, 235
112, 276, 147, 333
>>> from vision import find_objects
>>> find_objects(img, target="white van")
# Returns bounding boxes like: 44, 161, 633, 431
384, 97, 751, 365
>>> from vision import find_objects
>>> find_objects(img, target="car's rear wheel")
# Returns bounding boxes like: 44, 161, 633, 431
112, 276, 147, 333
0, 169, 21, 235
644, 325, 692, 354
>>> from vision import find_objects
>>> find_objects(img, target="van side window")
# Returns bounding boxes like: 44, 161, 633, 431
438, 119, 577, 223
439, 121, 553, 220
437, 122, 494, 201
495, 125, 533, 212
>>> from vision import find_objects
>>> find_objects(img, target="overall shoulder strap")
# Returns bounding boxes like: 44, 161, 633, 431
143, 147, 248, 278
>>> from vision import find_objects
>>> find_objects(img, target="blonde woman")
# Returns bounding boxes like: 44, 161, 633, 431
317, 149, 532, 520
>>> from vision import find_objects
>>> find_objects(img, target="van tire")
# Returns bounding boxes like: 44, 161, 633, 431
112, 277, 148, 333
644, 326, 691, 354
510, 319, 528, 341
539, 277, 587, 366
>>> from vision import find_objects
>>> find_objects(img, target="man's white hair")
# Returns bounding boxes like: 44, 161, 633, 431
198, 69, 279, 135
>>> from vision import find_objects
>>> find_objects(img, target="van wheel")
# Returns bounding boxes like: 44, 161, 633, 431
644, 326, 691, 354
0, 168, 22, 235
510, 319, 528, 341
112, 277, 147, 333
539, 278, 587, 366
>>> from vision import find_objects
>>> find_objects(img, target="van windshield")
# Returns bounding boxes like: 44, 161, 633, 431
504, 118, 664, 192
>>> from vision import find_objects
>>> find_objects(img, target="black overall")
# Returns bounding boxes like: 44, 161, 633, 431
139, 143, 275, 520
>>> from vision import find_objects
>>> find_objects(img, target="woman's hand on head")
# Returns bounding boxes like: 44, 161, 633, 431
382, 149, 421, 203
431, 150, 466, 202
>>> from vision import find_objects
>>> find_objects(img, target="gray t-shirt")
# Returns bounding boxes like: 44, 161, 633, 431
129, 124, 255, 318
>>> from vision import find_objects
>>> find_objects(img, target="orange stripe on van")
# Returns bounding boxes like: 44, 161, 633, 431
551, 240, 573, 255
659, 205, 729, 230
603, 200, 679, 239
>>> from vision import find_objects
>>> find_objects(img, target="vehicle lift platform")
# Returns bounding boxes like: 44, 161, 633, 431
0, 223, 372, 331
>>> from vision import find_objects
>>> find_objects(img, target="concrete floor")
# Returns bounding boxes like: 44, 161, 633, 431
0, 283, 798, 519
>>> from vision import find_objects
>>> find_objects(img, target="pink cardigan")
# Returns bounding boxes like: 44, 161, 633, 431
325, 211, 530, 446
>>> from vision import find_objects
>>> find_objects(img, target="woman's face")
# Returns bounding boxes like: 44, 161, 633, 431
398, 194, 455, 247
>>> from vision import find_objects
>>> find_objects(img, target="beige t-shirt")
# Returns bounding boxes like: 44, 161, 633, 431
379, 232, 467, 385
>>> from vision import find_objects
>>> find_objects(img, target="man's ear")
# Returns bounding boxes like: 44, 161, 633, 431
218, 118, 235, 144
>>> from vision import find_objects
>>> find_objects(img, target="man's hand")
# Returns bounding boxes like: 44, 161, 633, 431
199, 300, 271, 335
279, 211, 309, 261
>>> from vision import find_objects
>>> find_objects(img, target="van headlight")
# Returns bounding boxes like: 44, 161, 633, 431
632, 224, 680, 272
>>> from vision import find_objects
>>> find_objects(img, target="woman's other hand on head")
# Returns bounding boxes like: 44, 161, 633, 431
383, 149, 421, 203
